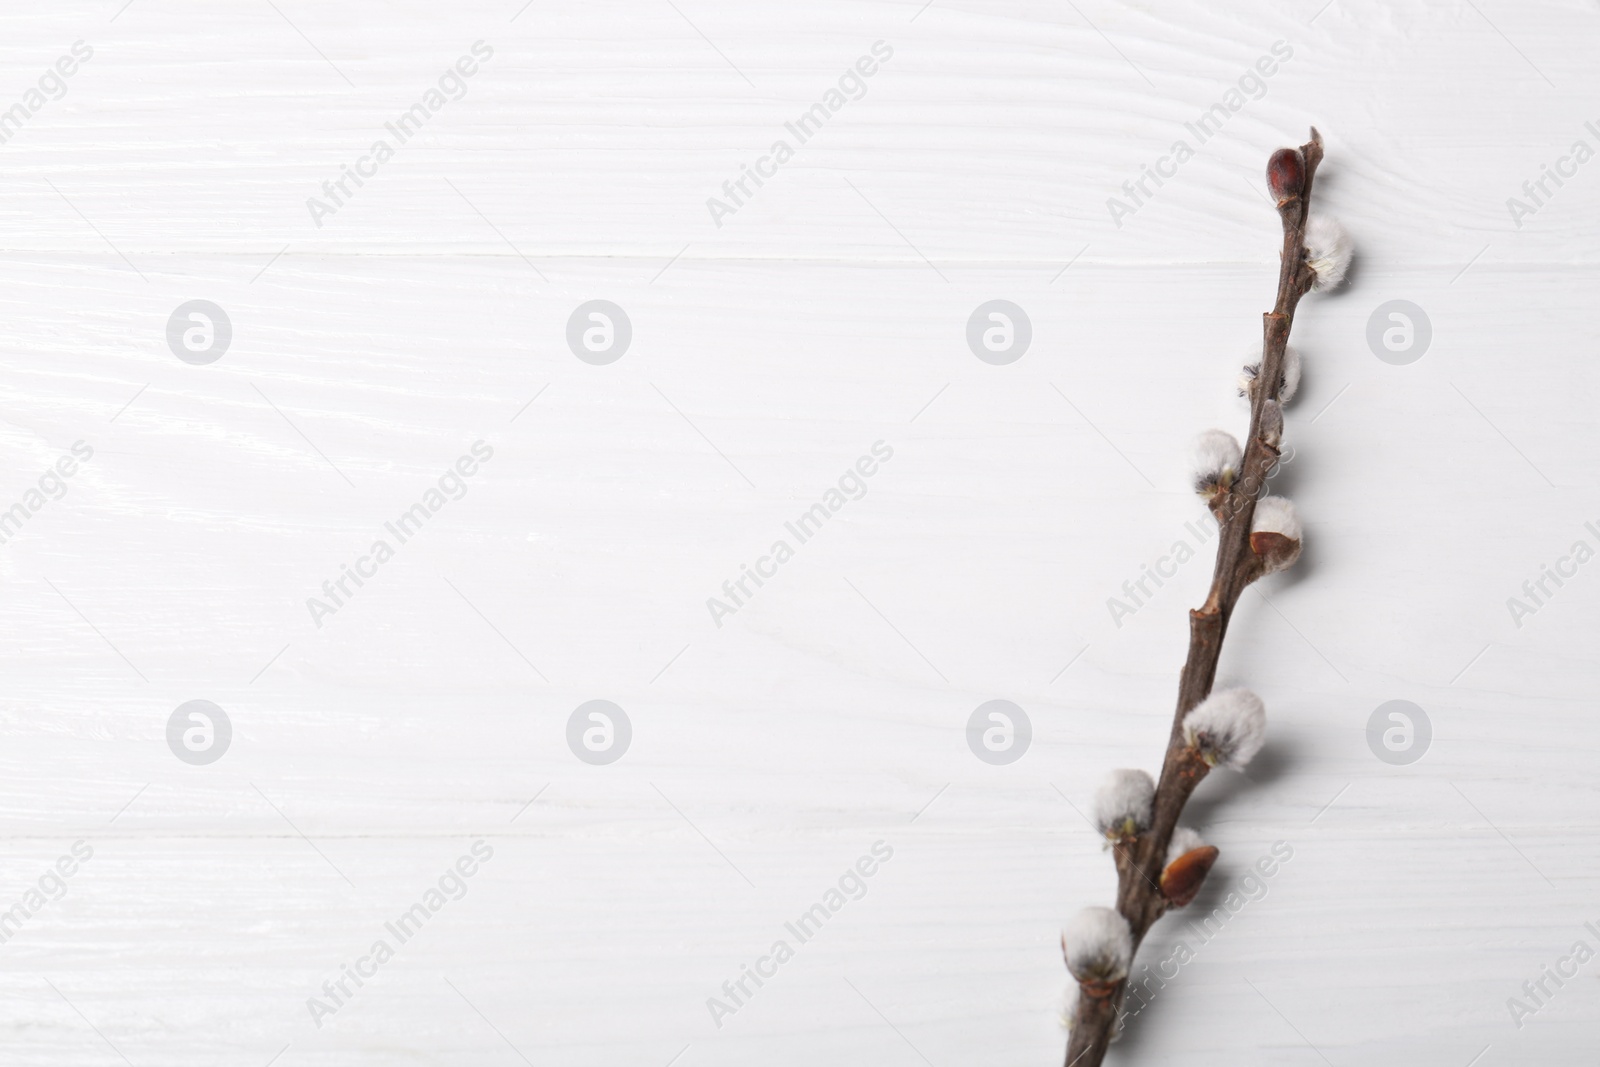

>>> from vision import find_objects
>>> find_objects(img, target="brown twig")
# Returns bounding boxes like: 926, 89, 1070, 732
1063, 127, 1326, 1067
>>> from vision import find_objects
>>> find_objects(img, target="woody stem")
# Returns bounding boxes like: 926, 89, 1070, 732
1063, 126, 1324, 1067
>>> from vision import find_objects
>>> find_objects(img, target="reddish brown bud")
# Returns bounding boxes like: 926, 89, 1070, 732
1160, 845, 1219, 907
1266, 148, 1305, 203
1249, 530, 1302, 573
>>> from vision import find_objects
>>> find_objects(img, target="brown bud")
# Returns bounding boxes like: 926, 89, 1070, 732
1266, 148, 1305, 203
1250, 530, 1302, 573
1160, 845, 1220, 907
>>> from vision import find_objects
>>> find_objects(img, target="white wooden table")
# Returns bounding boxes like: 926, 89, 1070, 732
0, 1, 1595, 1063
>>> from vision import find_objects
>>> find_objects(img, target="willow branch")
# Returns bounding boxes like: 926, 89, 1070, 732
1063, 127, 1326, 1067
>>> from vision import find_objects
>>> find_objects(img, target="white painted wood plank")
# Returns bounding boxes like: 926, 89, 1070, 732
1, 2, 1597, 1065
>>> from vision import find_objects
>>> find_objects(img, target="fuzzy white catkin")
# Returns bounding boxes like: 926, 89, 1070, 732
1252, 496, 1302, 541
1182, 688, 1267, 770
1063, 907, 1133, 984
1238, 344, 1303, 403
1304, 216, 1352, 292
1166, 826, 1206, 866
1190, 429, 1242, 494
1093, 769, 1155, 838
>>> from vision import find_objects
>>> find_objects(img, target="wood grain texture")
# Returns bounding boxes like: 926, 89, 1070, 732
1, 1, 1597, 1064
